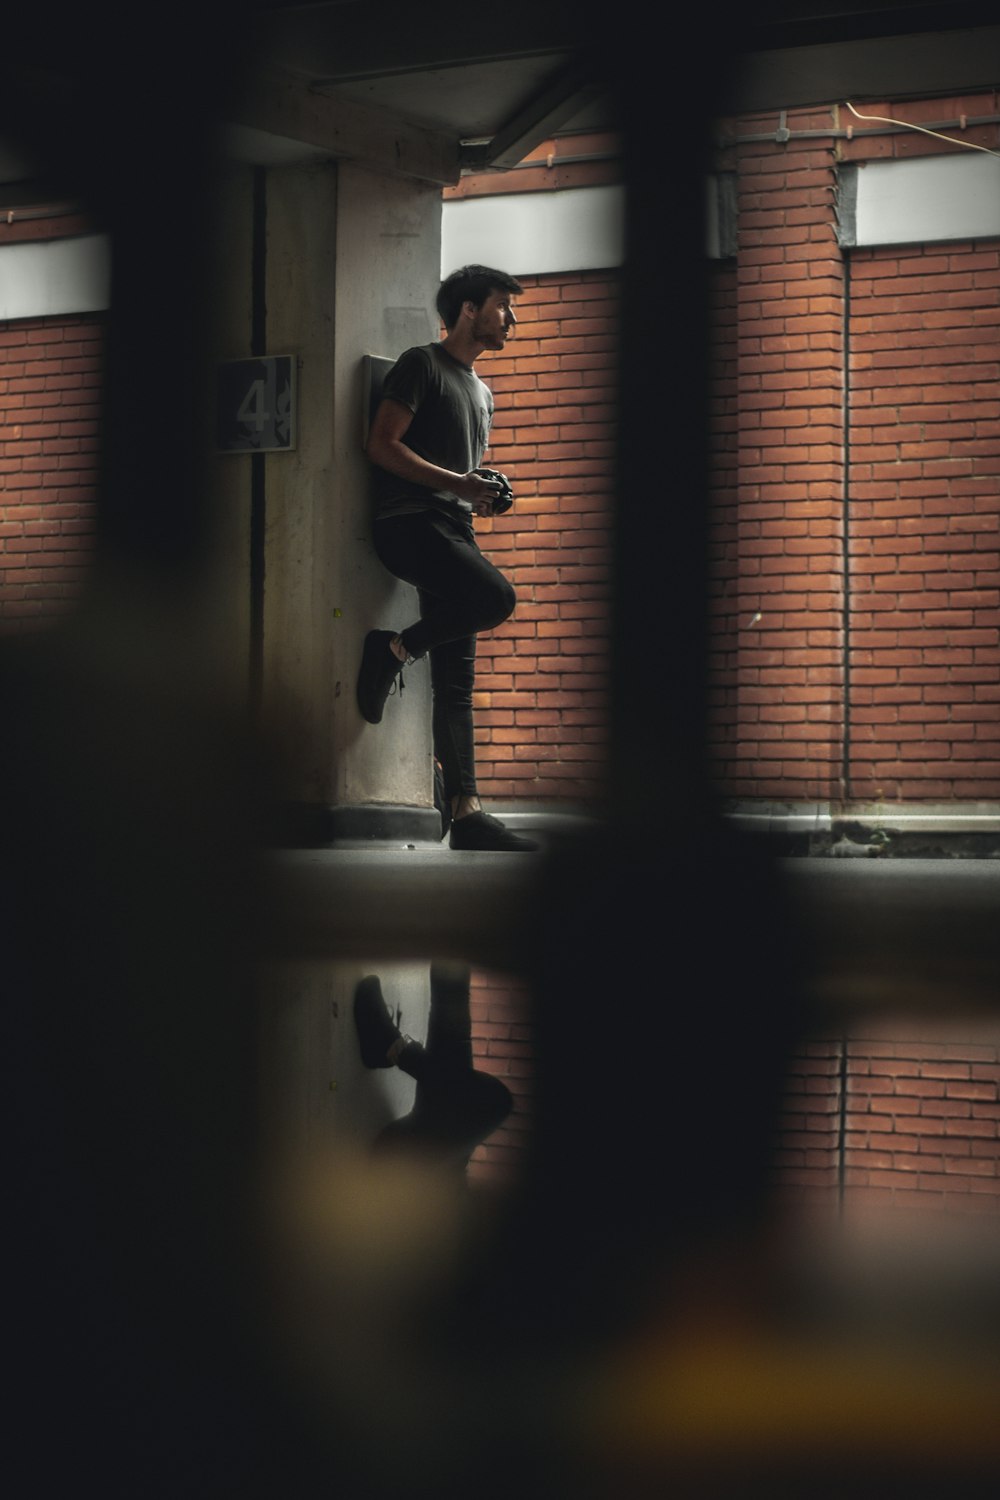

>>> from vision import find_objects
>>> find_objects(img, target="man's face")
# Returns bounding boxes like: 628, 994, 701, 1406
468, 288, 517, 350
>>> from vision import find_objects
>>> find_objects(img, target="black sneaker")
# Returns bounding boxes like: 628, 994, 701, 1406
449, 810, 539, 852
356, 630, 405, 724
353, 975, 402, 1068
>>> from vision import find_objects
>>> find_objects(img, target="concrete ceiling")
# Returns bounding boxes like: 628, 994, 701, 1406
233, 0, 613, 176
3, 2, 998, 197
726, 4, 1000, 113
314, 55, 611, 145
256, 4, 605, 128
229, 2, 999, 175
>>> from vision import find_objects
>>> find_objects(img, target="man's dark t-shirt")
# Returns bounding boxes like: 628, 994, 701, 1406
373, 343, 494, 521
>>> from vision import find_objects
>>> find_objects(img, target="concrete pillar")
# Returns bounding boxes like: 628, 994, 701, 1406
205, 156, 444, 843
263, 159, 443, 843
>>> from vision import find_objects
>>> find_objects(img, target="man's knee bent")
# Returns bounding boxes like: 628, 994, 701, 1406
477, 574, 516, 631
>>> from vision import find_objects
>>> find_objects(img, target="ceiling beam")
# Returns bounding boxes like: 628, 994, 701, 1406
460, 57, 605, 173
223, 65, 461, 185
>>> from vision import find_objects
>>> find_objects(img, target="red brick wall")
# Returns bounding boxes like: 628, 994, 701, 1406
726, 108, 847, 803
472, 270, 616, 808
847, 241, 1000, 800
0, 314, 104, 633
709, 93, 1000, 807
707, 263, 740, 785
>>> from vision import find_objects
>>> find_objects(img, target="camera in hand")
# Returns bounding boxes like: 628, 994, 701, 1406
473, 467, 514, 515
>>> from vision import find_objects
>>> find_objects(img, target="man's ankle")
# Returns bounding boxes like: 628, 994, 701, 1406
452, 795, 482, 820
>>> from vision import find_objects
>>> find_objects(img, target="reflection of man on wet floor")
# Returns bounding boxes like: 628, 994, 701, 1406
354, 963, 511, 1170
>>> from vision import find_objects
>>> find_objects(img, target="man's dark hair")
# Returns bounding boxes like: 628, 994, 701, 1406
436, 264, 523, 330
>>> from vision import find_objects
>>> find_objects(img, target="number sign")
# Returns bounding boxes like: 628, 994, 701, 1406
217, 356, 296, 452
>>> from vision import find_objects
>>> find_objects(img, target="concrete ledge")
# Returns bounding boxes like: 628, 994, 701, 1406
835, 803, 1000, 834
261, 845, 543, 971
258, 845, 1000, 1015
724, 803, 832, 838
724, 802, 1000, 857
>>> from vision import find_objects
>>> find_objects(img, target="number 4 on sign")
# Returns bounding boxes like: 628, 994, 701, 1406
238, 379, 269, 431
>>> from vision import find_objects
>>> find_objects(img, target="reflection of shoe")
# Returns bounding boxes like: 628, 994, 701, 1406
353, 976, 401, 1068
356, 630, 404, 724
449, 810, 538, 852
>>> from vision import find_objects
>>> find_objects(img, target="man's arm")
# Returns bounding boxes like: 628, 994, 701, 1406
366, 397, 501, 514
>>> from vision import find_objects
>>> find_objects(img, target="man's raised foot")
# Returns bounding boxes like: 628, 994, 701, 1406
356, 629, 406, 724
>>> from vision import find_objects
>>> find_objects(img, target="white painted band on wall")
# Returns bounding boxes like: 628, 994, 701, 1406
837, 153, 1000, 248
441, 184, 624, 278
0, 233, 111, 320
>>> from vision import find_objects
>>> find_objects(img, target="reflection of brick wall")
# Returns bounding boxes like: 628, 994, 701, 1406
846, 1026, 1000, 1213
469, 997, 1000, 1215
472, 270, 616, 807
0, 314, 104, 633
467, 969, 534, 1189
772, 1039, 842, 1209
773, 1028, 1000, 1218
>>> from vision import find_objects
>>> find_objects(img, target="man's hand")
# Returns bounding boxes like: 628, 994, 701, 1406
460, 467, 514, 516
457, 470, 504, 514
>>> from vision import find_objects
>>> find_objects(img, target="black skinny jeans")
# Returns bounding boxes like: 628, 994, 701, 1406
373, 509, 515, 801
